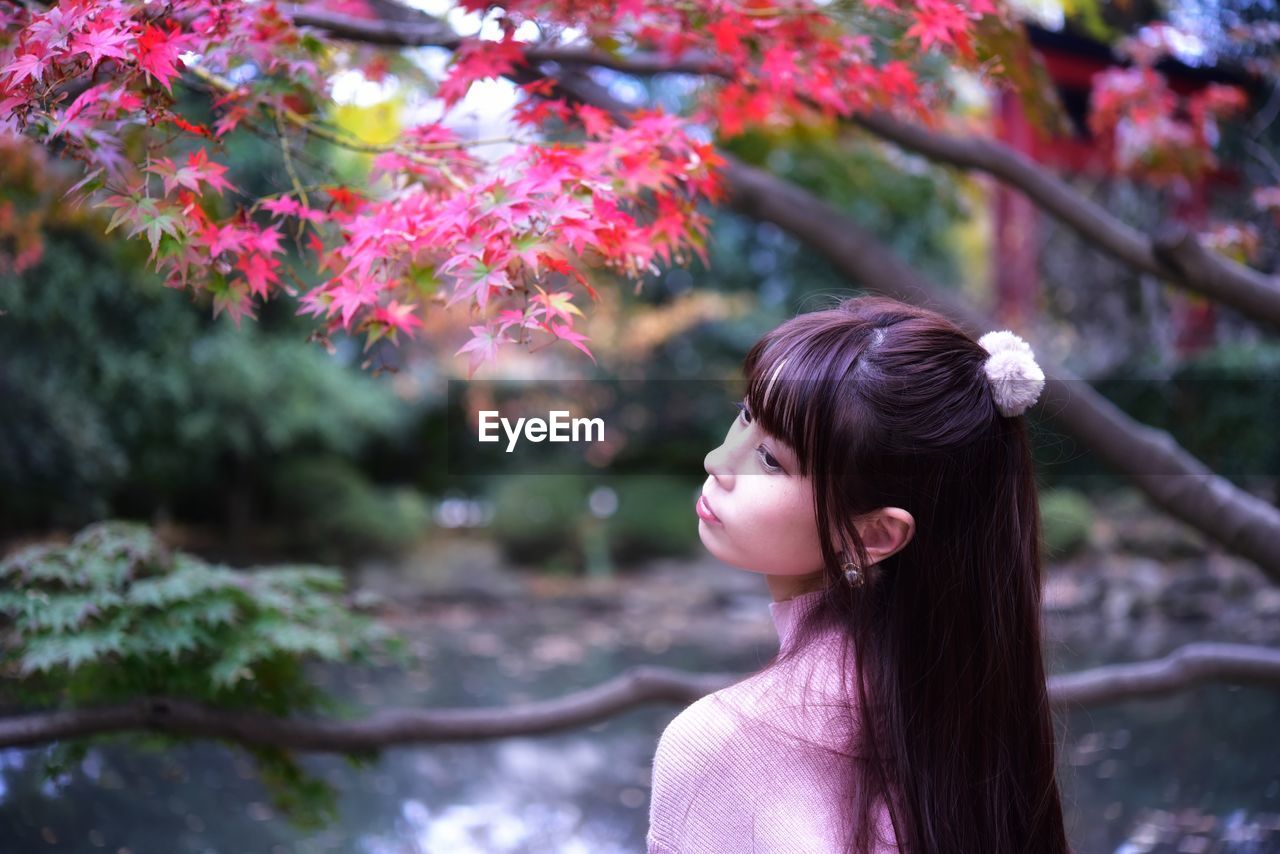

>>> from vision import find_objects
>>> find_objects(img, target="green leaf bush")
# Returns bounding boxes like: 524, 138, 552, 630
0, 230, 414, 543
1039, 487, 1095, 560
0, 521, 403, 826
606, 478, 700, 564
269, 457, 432, 563
488, 474, 588, 568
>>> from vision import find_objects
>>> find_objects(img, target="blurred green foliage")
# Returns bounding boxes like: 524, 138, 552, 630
607, 478, 701, 562
487, 474, 699, 571
269, 458, 432, 564
717, 124, 967, 291
1039, 487, 1095, 559
0, 227, 418, 558
0, 521, 402, 828
1170, 341, 1280, 484
488, 474, 587, 568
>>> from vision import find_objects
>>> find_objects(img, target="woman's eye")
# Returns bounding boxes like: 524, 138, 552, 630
757, 446, 781, 472
734, 400, 752, 424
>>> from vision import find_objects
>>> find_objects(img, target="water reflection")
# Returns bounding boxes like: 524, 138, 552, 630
1, 589, 1277, 852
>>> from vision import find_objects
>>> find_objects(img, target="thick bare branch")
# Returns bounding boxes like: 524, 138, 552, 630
3, 644, 1278, 751
849, 111, 1280, 330
283, 4, 460, 49
0, 666, 726, 751
1047, 642, 1280, 707
282, 5, 729, 74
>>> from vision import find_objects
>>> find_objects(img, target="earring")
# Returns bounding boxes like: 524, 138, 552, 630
841, 558, 866, 587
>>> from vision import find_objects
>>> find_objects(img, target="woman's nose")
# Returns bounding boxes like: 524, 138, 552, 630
704, 422, 748, 480
704, 440, 729, 480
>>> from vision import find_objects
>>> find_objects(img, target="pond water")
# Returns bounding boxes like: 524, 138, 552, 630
1, 564, 1278, 853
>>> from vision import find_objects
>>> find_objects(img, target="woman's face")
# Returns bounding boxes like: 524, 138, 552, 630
698, 397, 828, 598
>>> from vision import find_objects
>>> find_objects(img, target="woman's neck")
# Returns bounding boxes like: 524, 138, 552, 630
766, 571, 827, 603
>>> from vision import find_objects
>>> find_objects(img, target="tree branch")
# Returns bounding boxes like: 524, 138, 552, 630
283, 4, 460, 49
1047, 642, 1280, 707
849, 111, 1280, 330
3, 644, 1279, 751
281, 4, 729, 74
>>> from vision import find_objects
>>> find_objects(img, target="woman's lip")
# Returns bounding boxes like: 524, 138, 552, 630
696, 494, 722, 524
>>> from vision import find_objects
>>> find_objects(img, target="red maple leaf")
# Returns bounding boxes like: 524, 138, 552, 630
135, 22, 192, 93
325, 186, 366, 215
235, 252, 280, 299
169, 114, 213, 138
905, 1, 972, 52
437, 35, 528, 108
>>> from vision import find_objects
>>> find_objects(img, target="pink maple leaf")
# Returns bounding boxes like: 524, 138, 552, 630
261, 196, 303, 218
3, 46, 50, 88
71, 19, 134, 68
370, 299, 423, 336
248, 222, 285, 256
531, 284, 584, 327
905, 0, 971, 52
437, 35, 528, 108
455, 323, 515, 378
329, 277, 381, 330
548, 322, 596, 363
145, 148, 235, 197
575, 104, 614, 138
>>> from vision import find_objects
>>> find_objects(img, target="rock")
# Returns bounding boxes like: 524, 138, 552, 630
355, 537, 529, 607
1206, 555, 1268, 600
1043, 572, 1106, 614
1158, 574, 1223, 621
1252, 587, 1280, 618
1103, 586, 1139, 622
1101, 558, 1168, 619
1112, 515, 1210, 561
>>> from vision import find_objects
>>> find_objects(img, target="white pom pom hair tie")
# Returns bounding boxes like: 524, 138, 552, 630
977, 330, 1045, 417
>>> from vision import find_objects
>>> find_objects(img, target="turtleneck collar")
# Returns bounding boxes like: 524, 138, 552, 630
767, 588, 826, 653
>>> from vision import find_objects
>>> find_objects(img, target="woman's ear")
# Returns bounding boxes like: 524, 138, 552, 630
855, 508, 915, 563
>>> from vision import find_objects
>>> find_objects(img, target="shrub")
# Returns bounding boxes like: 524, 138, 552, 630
269, 458, 431, 564
1039, 487, 1094, 559
606, 478, 700, 565
487, 474, 589, 568
0, 521, 401, 827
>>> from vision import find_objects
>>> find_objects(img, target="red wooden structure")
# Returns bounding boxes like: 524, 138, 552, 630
992, 24, 1253, 356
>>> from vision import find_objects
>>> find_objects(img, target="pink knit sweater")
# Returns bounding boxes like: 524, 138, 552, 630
646, 589, 899, 853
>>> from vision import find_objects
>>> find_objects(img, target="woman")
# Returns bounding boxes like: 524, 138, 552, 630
647, 295, 1071, 853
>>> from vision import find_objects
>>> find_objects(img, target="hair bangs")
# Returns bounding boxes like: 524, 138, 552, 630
744, 323, 859, 480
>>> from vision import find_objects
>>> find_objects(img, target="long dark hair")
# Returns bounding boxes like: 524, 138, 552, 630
739, 295, 1069, 853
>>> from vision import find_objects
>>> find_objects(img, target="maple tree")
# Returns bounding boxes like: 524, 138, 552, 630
2, 0, 1266, 378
